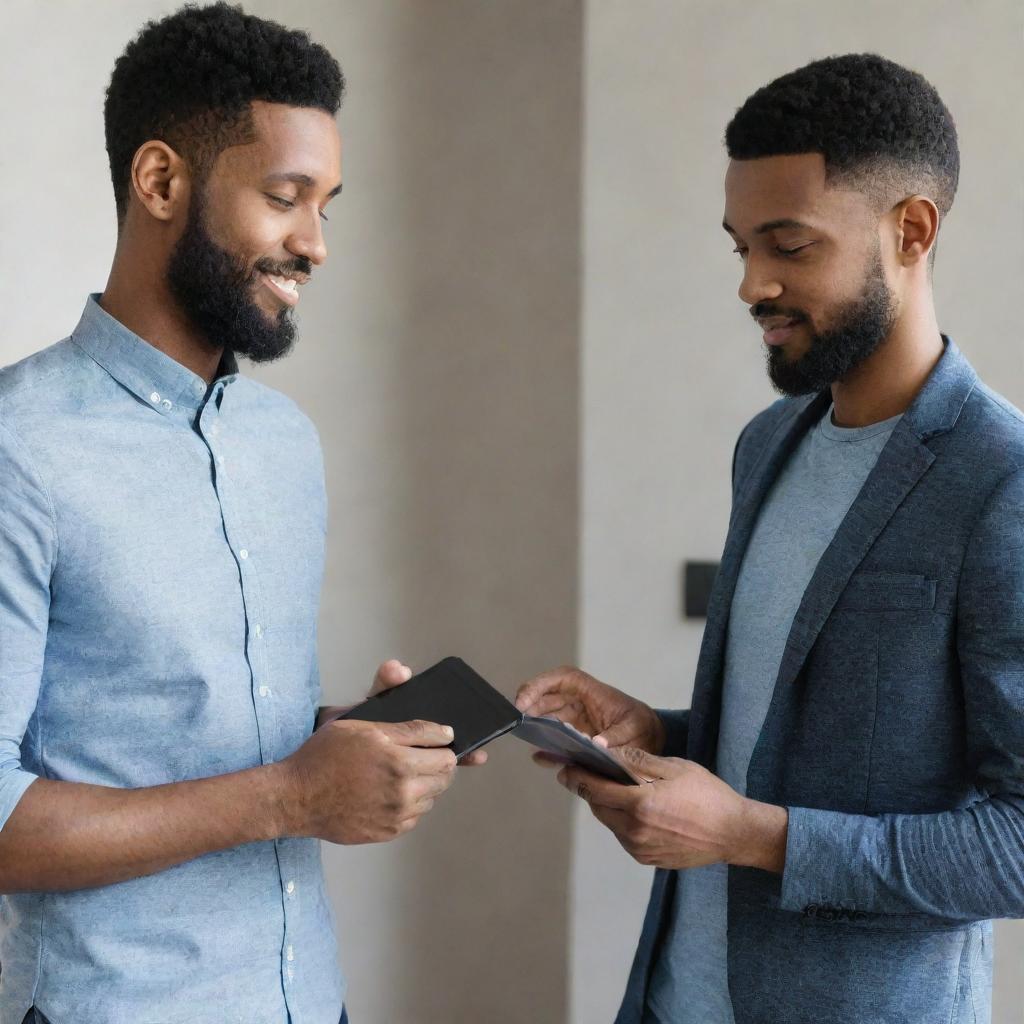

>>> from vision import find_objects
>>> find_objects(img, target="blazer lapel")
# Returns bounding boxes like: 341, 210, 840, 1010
773, 425, 934, 690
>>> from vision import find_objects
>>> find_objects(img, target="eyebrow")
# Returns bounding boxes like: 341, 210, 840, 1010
262, 172, 343, 199
722, 217, 813, 236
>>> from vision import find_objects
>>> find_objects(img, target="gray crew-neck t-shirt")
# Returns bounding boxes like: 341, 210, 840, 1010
644, 405, 902, 1024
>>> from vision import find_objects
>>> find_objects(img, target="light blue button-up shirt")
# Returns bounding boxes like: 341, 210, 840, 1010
0, 296, 343, 1023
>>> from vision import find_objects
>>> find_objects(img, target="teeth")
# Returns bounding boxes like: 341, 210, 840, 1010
269, 275, 297, 293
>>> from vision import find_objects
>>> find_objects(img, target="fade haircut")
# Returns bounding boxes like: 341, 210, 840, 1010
104, 1, 344, 227
725, 54, 959, 224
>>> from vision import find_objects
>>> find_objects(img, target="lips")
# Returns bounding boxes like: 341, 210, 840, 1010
757, 316, 804, 346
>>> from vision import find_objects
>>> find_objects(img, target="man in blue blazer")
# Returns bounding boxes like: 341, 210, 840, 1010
517, 54, 1024, 1023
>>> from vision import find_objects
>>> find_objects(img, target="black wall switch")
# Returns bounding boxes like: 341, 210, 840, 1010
683, 561, 719, 619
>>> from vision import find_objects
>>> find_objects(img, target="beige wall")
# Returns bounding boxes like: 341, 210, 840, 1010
578, 1, 1024, 1022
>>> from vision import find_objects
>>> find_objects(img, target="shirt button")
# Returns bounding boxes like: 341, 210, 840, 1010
150, 391, 161, 403
253, 624, 263, 639
285, 880, 295, 894
287, 945, 295, 962
161, 399, 172, 411
258, 685, 271, 698
194, 381, 205, 396
239, 548, 248, 560
216, 455, 225, 467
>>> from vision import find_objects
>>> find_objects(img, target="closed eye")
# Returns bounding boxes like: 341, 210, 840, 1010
267, 194, 329, 222
777, 242, 814, 257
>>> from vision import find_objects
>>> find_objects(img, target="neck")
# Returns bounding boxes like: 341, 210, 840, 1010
829, 296, 943, 428
99, 252, 225, 385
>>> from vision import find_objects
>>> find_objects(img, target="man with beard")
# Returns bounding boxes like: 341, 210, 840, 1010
0, 6, 480, 1023
517, 54, 1024, 1023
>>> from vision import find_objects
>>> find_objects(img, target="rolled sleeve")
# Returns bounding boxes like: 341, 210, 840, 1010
0, 420, 56, 830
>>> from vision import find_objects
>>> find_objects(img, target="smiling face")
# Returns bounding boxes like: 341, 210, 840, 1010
165, 100, 342, 363
723, 153, 898, 396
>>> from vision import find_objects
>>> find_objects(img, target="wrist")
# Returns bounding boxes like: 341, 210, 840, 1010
731, 798, 789, 873
260, 761, 302, 840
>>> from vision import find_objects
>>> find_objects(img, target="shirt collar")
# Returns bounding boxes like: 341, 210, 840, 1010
70, 293, 240, 417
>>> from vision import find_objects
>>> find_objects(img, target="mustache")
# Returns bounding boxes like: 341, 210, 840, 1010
749, 303, 808, 323
253, 255, 313, 280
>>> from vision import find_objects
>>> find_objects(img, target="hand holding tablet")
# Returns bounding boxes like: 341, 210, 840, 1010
332, 657, 642, 785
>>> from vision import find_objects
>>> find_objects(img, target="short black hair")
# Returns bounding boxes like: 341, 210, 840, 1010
726, 54, 959, 220
104, 2, 344, 225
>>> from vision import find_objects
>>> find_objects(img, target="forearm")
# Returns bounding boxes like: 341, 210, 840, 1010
0, 763, 290, 893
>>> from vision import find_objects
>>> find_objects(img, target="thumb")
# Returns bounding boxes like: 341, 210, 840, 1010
380, 719, 455, 748
371, 659, 413, 695
594, 719, 640, 750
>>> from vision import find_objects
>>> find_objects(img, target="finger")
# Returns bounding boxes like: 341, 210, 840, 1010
459, 749, 488, 767
531, 750, 569, 770
515, 667, 582, 712
523, 696, 591, 730
410, 770, 456, 802
594, 720, 642, 750
401, 745, 459, 775
589, 802, 635, 836
556, 765, 636, 810
372, 659, 413, 692
520, 693, 572, 717
379, 719, 455, 748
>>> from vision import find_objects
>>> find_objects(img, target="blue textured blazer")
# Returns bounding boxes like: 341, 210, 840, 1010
616, 339, 1024, 1024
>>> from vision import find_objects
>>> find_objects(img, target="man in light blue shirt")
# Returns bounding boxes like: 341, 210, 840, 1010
0, 6, 474, 1023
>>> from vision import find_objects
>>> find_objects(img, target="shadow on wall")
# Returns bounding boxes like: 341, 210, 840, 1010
330, 2, 582, 1022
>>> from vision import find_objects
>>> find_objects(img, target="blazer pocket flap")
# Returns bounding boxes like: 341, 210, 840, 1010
835, 572, 937, 611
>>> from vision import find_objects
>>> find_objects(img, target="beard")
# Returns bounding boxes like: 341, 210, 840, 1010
166, 193, 310, 365
756, 248, 897, 398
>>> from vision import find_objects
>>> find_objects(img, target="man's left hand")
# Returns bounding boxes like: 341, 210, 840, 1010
554, 746, 787, 873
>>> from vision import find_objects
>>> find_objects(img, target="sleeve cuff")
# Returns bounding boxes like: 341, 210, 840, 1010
655, 709, 690, 759
779, 804, 869, 913
0, 769, 39, 832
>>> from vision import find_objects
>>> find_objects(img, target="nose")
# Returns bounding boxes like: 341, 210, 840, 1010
287, 208, 328, 267
737, 254, 783, 306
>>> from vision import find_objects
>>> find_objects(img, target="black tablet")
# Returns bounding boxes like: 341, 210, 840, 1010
337, 656, 522, 760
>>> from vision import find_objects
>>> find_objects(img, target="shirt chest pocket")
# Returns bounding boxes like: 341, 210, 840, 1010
834, 571, 937, 612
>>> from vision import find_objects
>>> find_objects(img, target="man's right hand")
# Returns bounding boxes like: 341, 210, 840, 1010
515, 666, 666, 756
275, 718, 458, 845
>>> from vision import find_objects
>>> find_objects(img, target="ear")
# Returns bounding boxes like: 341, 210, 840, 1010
129, 140, 191, 223
893, 195, 939, 267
